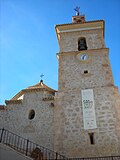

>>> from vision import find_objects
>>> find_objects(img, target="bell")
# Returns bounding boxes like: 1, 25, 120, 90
78, 39, 87, 51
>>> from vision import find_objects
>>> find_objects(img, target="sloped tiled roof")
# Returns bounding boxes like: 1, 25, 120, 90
27, 80, 56, 92
5, 81, 57, 103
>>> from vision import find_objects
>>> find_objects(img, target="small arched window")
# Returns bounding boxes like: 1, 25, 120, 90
78, 37, 87, 51
28, 109, 35, 120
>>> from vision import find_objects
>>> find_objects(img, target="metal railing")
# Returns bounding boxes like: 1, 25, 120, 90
0, 128, 66, 160
0, 128, 120, 160
67, 157, 120, 160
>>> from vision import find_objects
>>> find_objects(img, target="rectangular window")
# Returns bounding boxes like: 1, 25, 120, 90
89, 133, 95, 145
84, 70, 88, 74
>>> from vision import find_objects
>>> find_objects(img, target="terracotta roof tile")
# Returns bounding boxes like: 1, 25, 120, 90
9, 81, 57, 101
27, 81, 57, 92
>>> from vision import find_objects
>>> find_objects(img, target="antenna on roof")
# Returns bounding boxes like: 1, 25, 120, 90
40, 74, 44, 83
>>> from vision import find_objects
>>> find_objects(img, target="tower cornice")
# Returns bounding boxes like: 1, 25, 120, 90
55, 20, 105, 46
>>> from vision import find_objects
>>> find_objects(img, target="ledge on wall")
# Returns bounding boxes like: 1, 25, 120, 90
5, 100, 22, 105
42, 96, 54, 101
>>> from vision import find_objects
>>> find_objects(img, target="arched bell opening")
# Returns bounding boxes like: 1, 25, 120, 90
78, 37, 87, 51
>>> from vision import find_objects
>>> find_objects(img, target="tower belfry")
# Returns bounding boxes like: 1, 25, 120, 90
54, 9, 120, 157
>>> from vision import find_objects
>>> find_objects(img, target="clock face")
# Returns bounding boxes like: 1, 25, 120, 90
80, 54, 88, 61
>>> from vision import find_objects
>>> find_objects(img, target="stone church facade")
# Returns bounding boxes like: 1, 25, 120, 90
0, 13, 120, 158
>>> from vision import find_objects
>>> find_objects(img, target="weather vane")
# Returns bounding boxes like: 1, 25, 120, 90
74, 6, 80, 16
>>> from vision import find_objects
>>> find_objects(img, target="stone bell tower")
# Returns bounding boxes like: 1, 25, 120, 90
54, 9, 120, 157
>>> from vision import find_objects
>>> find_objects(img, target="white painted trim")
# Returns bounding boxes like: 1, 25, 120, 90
58, 26, 101, 33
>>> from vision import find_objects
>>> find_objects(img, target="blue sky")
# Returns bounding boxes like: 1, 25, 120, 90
0, 0, 120, 104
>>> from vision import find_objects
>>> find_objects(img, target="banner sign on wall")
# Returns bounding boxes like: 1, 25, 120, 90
81, 89, 97, 130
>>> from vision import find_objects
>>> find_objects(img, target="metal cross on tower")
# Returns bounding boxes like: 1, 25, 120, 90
40, 74, 44, 82
74, 6, 80, 16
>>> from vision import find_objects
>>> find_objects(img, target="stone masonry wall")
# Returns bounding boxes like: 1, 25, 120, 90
54, 86, 120, 157
58, 49, 114, 91
0, 91, 54, 150
59, 29, 105, 53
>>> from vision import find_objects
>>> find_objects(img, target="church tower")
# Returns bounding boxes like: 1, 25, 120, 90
54, 9, 120, 157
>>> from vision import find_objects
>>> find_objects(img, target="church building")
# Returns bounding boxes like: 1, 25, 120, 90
0, 9, 120, 159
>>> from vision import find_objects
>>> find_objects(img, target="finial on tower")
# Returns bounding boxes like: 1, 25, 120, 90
40, 74, 44, 83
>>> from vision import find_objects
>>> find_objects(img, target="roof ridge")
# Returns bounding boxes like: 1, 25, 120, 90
8, 82, 57, 101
